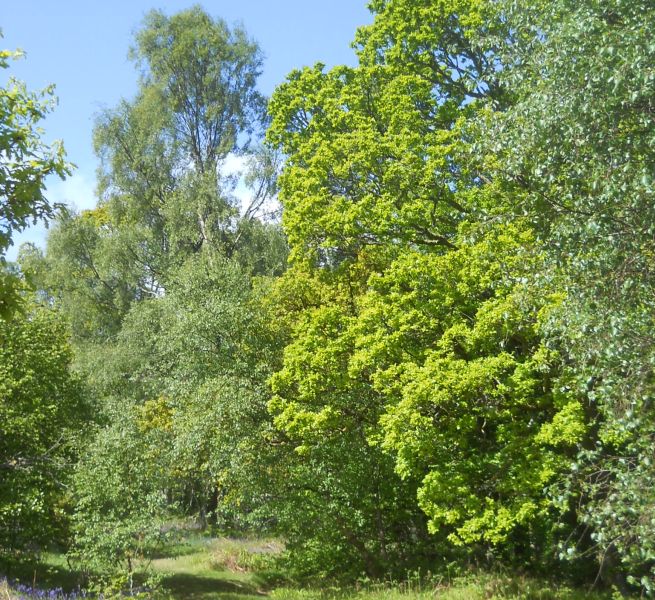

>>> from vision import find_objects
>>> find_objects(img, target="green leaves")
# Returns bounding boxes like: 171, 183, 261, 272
0, 40, 87, 567
271, 222, 582, 556
6, 0, 653, 589
39, 8, 284, 345
484, 0, 655, 589
0, 47, 71, 317
0, 300, 89, 561
267, 8, 497, 266
265, 0, 600, 577
18, 9, 286, 585
132, 6, 265, 166
69, 415, 172, 585
0, 49, 71, 250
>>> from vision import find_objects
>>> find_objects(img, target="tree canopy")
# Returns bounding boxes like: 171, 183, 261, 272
4, 0, 655, 595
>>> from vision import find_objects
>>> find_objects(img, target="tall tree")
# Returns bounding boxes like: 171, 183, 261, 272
263, 0, 573, 577
95, 5, 268, 268
23, 10, 289, 585
0, 40, 87, 565
482, 0, 655, 591
34, 6, 283, 345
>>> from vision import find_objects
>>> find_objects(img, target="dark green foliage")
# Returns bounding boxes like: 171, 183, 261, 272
0, 299, 89, 562
483, 0, 655, 592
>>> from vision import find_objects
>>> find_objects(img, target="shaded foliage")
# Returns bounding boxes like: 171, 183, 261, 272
0, 299, 89, 563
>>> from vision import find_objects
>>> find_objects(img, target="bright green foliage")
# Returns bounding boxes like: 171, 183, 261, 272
0, 45, 71, 315
354, 0, 504, 98
268, 268, 434, 579
267, 0, 507, 267
0, 299, 88, 562
270, 224, 585, 571
265, 0, 627, 579
0, 48, 70, 255
265, 0, 546, 577
268, 63, 467, 262
359, 225, 580, 546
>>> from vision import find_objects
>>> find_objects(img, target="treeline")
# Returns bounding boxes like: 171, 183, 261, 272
1, 0, 654, 595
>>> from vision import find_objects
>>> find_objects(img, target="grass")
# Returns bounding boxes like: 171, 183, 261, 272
1, 535, 614, 599
0, 550, 86, 598
150, 536, 610, 600
152, 535, 284, 599
265, 575, 611, 600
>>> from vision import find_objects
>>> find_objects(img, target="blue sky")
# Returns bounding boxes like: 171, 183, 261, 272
1, 1, 373, 260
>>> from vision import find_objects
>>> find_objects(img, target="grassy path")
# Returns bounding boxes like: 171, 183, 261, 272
153, 536, 269, 599
151, 537, 608, 600
2, 536, 612, 599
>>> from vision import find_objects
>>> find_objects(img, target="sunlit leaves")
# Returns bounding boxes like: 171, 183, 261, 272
0, 49, 71, 260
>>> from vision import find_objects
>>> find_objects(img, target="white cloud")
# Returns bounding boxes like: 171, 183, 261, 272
221, 153, 249, 176
49, 170, 97, 212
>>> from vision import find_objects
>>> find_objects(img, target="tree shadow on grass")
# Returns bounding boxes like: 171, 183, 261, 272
1, 557, 84, 594
161, 572, 265, 599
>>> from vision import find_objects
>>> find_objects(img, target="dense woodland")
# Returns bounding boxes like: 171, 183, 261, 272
1, 0, 655, 596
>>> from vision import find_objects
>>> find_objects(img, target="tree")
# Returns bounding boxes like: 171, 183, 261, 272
62, 249, 286, 592
0, 38, 87, 567
268, 267, 435, 578
484, 0, 655, 590
355, 224, 582, 553
20, 207, 141, 342
0, 47, 70, 256
264, 0, 570, 577
267, 0, 506, 267
94, 5, 268, 268
104, 253, 282, 524
0, 43, 71, 315
21, 13, 292, 585
0, 298, 89, 563
35, 7, 284, 344
69, 416, 171, 592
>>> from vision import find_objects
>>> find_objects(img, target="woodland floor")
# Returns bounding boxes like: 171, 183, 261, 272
1, 535, 611, 599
